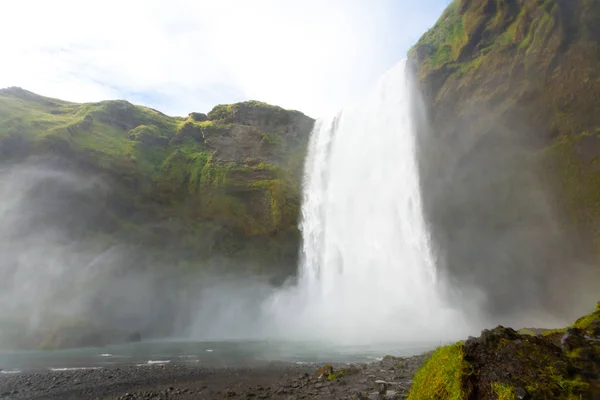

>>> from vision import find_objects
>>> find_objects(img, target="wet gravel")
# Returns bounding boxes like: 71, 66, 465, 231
0, 353, 429, 400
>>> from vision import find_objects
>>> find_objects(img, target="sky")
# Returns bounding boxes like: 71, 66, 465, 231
0, 0, 452, 118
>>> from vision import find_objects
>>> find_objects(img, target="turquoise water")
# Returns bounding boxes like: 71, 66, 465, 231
0, 340, 436, 372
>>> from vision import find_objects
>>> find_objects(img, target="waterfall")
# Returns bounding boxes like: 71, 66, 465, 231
266, 60, 470, 345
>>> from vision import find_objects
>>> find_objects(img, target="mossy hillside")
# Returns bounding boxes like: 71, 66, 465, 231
409, 0, 579, 81
408, 304, 600, 400
410, 0, 600, 144
410, 0, 600, 316
208, 100, 304, 129
0, 87, 314, 265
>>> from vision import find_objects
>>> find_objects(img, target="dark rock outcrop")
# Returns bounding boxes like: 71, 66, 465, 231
409, 302, 600, 399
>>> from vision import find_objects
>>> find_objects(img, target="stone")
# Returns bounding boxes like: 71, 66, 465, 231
515, 387, 529, 400
80, 114, 93, 130
375, 380, 388, 395
188, 112, 208, 122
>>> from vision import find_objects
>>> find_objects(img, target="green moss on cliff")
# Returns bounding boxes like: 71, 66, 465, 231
0, 87, 314, 264
409, 0, 467, 70
492, 383, 516, 400
411, 0, 600, 297
411, 0, 562, 81
207, 100, 303, 128
408, 343, 471, 400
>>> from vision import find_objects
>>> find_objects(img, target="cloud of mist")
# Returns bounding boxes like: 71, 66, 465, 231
414, 90, 600, 329
0, 159, 281, 350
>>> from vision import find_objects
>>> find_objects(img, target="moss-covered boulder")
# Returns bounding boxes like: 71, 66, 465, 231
408, 303, 600, 399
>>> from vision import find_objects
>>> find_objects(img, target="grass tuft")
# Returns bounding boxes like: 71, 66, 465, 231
408, 343, 471, 400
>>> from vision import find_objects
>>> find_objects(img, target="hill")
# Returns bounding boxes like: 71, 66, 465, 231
0, 87, 314, 274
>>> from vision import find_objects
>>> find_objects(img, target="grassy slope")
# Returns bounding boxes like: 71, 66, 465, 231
0, 87, 314, 269
408, 342, 471, 400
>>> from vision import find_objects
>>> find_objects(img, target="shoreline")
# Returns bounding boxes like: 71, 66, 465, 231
0, 352, 429, 399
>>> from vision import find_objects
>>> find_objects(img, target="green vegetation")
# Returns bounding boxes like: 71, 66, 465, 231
573, 301, 600, 332
411, 0, 600, 272
492, 383, 516, 400
408, 304, 600, 399
0, 87, 314, 266
510, 336, 589, 397
408, 0, 466, 69
407, 0, 600, 395
408, 343, 471, 400
517, 328, 536, 336
207, 100, 300, 127
409, 0, 559, 78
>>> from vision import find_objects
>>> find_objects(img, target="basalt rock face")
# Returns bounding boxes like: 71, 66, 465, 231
410, 0, 600, 319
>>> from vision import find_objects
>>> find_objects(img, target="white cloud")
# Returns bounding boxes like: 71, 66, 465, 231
0, 0, 449, 118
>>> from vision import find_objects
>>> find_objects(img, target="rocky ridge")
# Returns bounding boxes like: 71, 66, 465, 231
0, 87, 314, 273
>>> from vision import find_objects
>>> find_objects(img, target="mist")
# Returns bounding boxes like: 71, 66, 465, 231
3, 65, 599, 355
0, 159, 282, 350
414, 82, 600, 329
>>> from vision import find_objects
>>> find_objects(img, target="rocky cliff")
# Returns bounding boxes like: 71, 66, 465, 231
410, 0, 600, 319
0, 87, 314, 274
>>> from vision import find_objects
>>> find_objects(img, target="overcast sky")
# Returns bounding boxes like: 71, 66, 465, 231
0, 0, 451, 118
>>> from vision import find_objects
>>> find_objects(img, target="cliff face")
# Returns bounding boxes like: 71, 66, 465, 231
0, 88, 314, 273
410, 0, 600, 318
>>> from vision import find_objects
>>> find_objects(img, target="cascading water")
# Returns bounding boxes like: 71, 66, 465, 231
266, 60, 472, 345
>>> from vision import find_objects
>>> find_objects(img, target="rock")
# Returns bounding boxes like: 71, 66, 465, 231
561, 328, 586, 351
188, 112, 208, 122
374, 380, 388, 395
385, 391, 403, 400
80, 114, 93, 130
315, 364, 334, 379
515, 387, 529, 400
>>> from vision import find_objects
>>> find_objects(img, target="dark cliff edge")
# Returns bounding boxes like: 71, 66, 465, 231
409, 0, 600, 319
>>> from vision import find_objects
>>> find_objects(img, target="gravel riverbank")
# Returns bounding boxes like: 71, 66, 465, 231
0, 353, 430, 400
